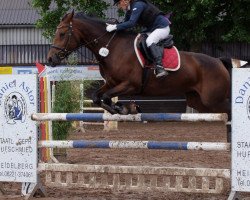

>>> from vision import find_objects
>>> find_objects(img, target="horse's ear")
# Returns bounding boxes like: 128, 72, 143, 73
66, 10, 74, 22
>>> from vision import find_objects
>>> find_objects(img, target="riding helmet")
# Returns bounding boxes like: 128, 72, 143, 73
113, 0, 120, 5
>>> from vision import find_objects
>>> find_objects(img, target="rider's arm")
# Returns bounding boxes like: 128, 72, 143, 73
123, 11, 131, 22
117, 2, 146, 31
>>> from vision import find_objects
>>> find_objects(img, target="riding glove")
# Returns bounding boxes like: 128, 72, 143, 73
106, 24, 117, 32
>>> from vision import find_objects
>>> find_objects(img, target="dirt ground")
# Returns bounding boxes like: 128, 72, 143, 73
1, 121, 250, 199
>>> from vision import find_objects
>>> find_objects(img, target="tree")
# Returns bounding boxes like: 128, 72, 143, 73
153, 0, 250, 50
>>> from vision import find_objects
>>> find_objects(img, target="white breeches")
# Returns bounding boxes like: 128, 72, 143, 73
146, 26, 170, 47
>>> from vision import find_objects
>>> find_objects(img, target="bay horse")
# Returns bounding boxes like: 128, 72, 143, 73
47, 11, 234, 117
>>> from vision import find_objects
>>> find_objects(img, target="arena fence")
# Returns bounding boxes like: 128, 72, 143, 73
32, 111, 230, 197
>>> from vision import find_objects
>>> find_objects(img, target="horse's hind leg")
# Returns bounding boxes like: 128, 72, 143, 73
187, 92, 231, 142
210, 100, 231, 119
209, 99, 231, 143
185, 92, 211, 113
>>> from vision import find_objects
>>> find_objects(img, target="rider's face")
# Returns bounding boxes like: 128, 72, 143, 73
118, 0, 129, 11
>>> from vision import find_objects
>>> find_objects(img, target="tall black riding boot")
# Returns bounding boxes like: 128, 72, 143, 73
149, 43, 168, 78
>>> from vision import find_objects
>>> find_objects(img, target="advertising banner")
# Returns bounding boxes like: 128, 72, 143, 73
0, 75, 38, 183
232, 68, 250, 191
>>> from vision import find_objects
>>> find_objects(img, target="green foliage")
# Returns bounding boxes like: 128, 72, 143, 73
52, 81, 78, 140
51, 49, 95, 140
52, 79, 95, 140
154, 0, 250, 50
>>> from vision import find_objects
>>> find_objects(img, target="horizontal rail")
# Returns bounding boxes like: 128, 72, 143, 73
118, 99, 186, 102
82, 107, 104, 111
38, 163, 230, 178
81, 122, 104, 125
32, 113, 228, 122
38, 140, 230, 151
38, 163, 230, 194
54, 99, 187, 103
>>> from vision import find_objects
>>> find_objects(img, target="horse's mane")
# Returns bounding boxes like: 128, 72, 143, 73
74, 12, 105, 26
62, 12, 137, 37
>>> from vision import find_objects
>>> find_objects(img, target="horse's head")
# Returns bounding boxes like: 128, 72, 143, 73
47, 10, 79, 67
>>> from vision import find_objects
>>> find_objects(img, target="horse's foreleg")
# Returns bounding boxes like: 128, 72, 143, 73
92, 84, 110, 106
102, 82, 136, 114
92, 84, 119, 114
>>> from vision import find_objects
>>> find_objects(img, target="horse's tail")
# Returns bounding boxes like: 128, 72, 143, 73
219, 57, 248, 70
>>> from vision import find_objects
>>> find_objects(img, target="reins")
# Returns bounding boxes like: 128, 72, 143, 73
76, 31, 116, 64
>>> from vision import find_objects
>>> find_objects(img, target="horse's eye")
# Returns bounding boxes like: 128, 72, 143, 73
60, 32, 65, 38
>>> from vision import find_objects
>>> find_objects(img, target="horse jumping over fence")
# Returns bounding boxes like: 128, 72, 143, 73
47, 11, 247, 117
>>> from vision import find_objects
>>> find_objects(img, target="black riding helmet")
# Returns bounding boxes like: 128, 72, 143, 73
113, 0, 120, 5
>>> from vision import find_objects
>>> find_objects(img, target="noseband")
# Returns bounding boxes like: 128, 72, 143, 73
51, 22, 74, 60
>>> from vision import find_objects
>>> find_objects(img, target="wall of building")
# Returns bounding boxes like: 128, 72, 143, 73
0, 0, 118, 66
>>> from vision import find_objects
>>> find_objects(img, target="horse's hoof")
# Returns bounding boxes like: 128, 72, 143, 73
116, 106, 129, 115
92, 98, 101, 106
112, 102, 129, 115
125, 101, 141, 114
101, 103, 118, 114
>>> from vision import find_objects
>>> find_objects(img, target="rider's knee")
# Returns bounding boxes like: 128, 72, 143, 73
146, 37, 155, 47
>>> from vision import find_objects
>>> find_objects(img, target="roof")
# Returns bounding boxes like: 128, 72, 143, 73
0, 0, 40, 25
0, 0, 117, 26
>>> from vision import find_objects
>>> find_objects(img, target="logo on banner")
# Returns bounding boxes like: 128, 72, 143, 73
247, 96, 250, 120
4, 92, 27, 124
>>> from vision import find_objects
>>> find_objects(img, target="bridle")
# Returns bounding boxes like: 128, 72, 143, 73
51, 22, 74, 60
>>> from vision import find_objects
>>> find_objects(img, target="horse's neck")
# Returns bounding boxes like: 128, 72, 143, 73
77, 21, 108, 55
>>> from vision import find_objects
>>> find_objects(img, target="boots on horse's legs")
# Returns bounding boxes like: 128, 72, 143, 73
149, 43, 168, 78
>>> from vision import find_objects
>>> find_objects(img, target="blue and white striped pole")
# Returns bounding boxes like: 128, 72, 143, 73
32, 113, 228, 122
38, 140, 230, 151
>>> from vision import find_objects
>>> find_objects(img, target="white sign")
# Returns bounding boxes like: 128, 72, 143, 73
0, 75, 38, 183
40, 65, 102, 81
232, 68, 250, 191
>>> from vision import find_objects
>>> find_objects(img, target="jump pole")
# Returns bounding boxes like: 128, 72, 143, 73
32, 112, 228, 122
80, 84, 118, 131
39, 140, 230, 151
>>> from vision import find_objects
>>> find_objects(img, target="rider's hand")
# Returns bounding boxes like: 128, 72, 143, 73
106, 24, 117, 32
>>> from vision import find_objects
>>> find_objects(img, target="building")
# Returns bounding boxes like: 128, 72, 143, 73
0, 0, 118, 67
0, 0, 51, 66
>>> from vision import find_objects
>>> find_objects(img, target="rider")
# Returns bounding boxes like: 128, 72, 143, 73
106, 0, 170, 78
